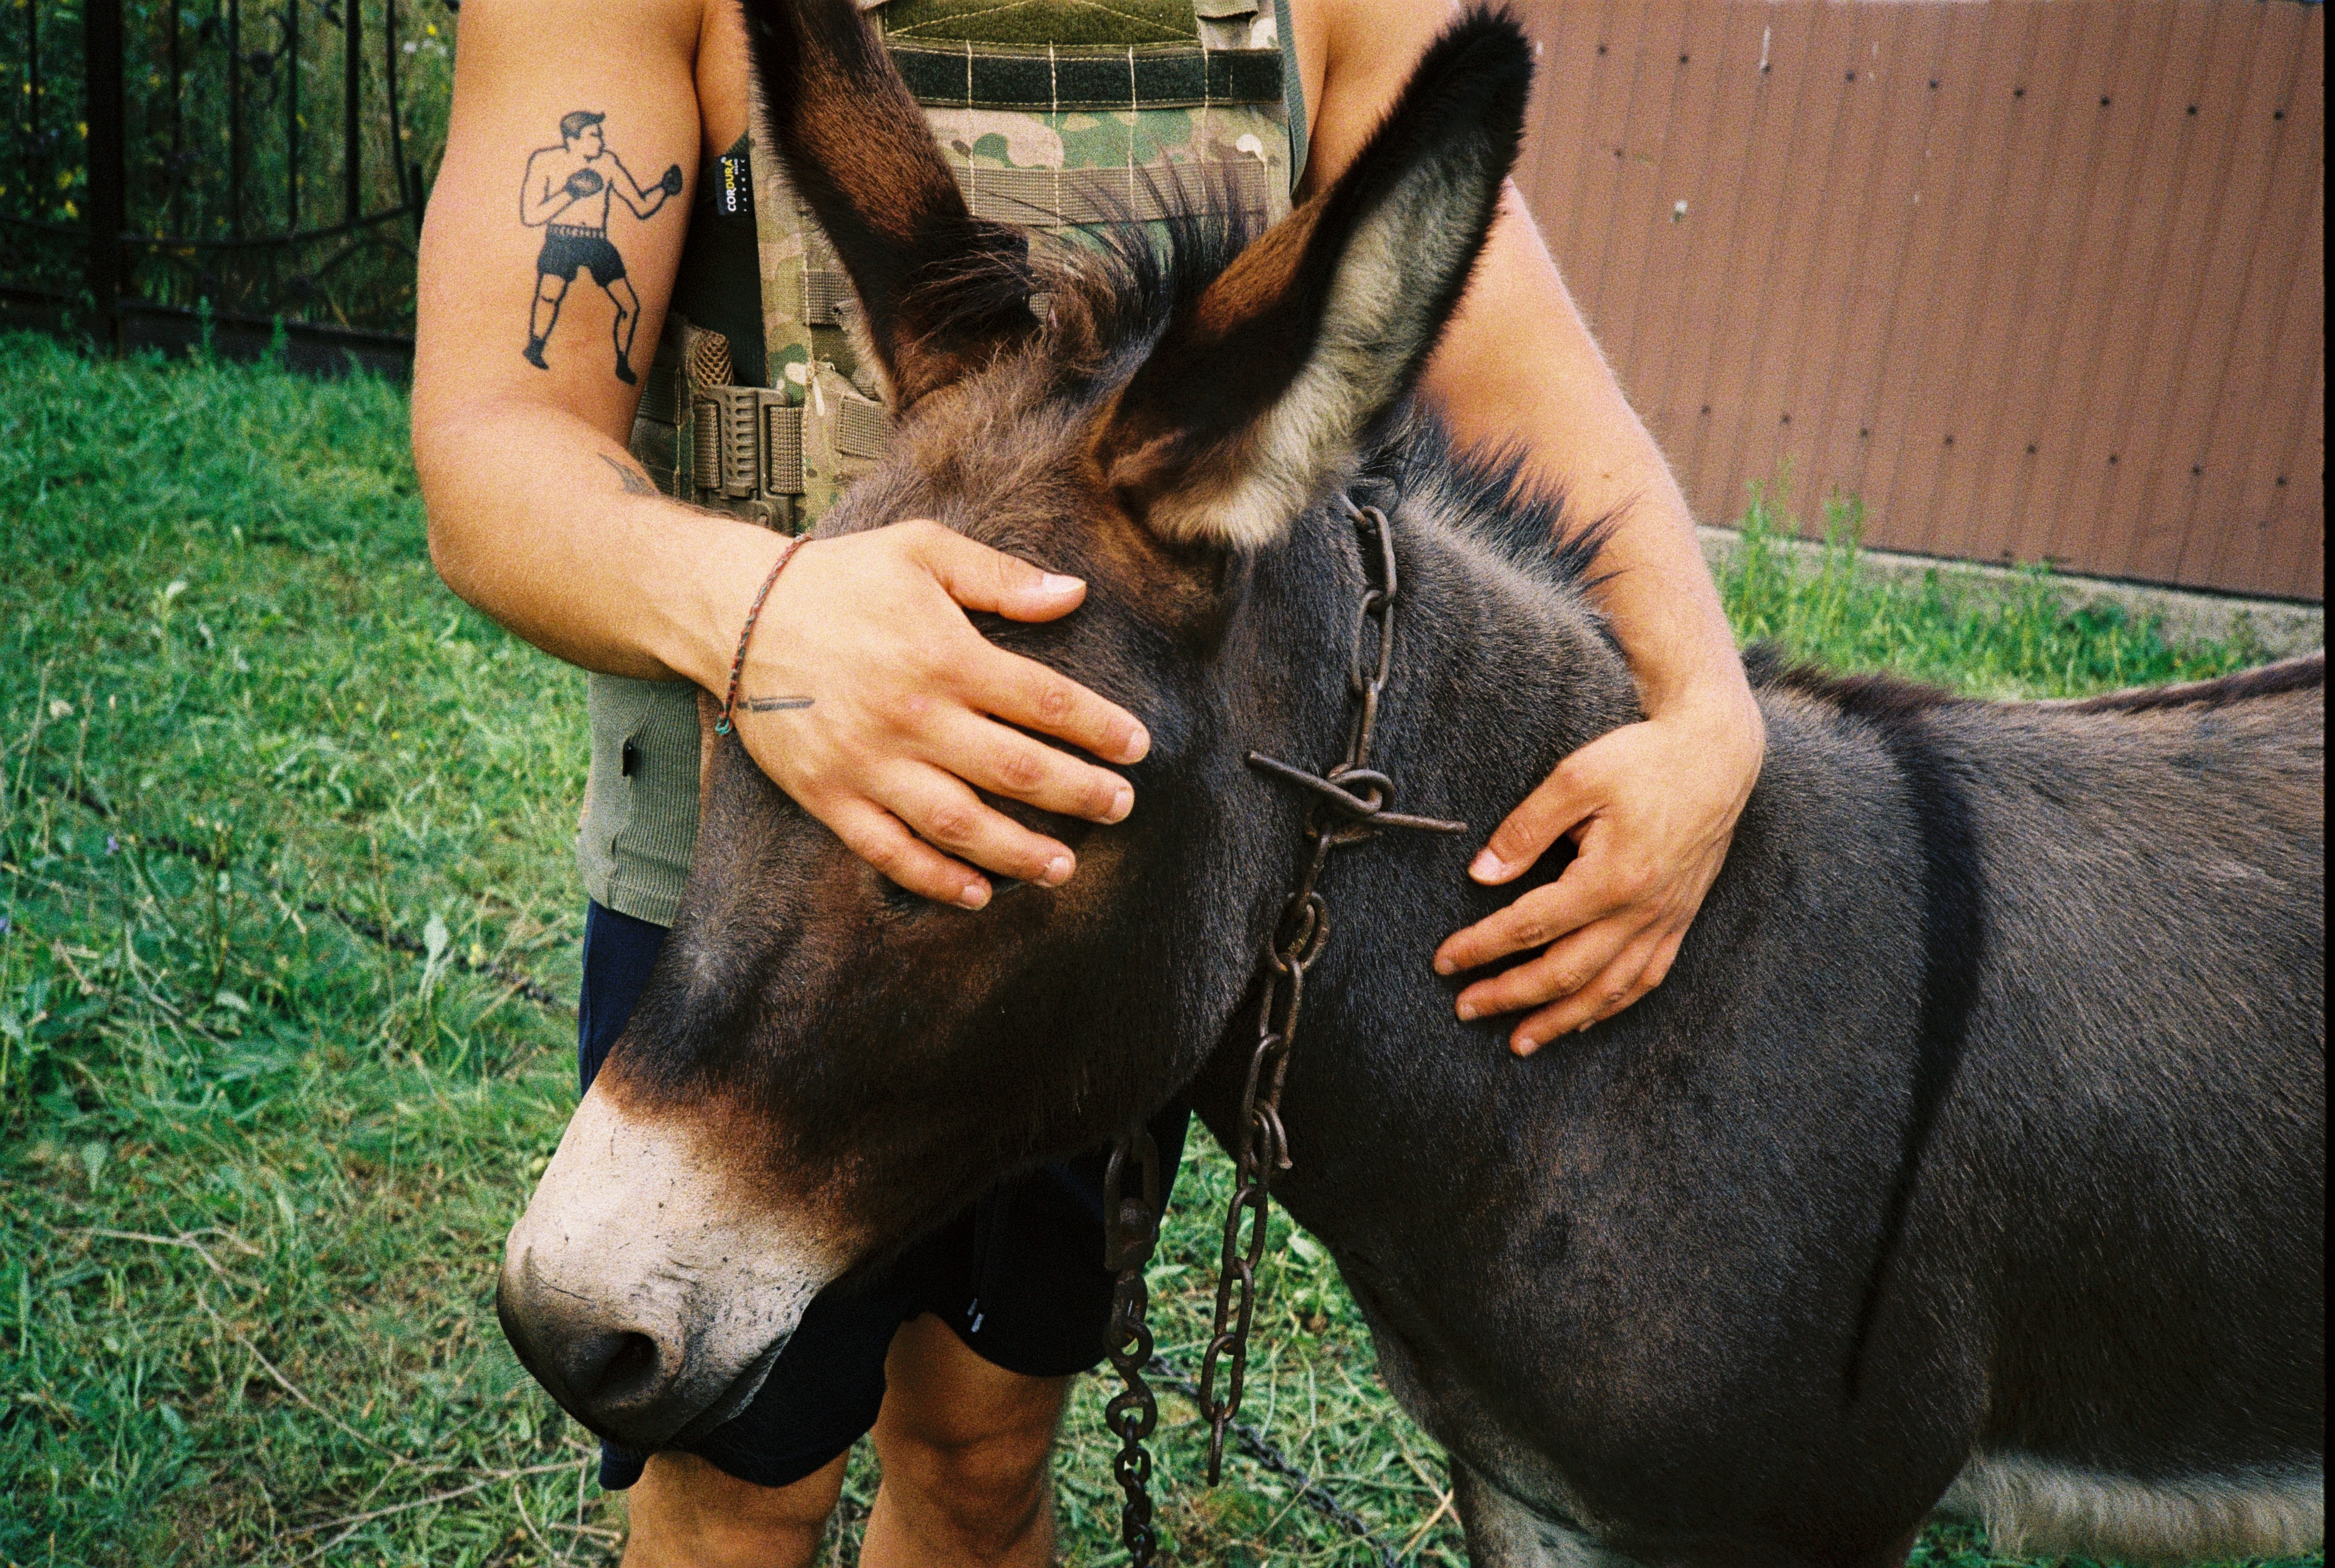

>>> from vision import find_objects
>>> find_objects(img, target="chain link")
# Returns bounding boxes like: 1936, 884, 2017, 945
1102, 495, 1465, 1553
1103, 1126, 1163, 1564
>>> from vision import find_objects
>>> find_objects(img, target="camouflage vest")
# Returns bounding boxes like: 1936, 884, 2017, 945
581, 0, 1306, 926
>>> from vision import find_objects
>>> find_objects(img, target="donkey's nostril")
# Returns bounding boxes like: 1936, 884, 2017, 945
561, 1327, 667, 1410
497, 1258, 683, 1435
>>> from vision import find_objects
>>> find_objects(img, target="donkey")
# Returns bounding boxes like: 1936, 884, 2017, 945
496, 4, 2326, 1563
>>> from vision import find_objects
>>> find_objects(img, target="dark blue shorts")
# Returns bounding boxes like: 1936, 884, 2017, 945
577, 901, 1190, 1492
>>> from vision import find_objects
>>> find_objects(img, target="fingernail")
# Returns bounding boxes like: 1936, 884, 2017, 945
1512, 1034, 1538, 1056
1043, 854, 1074, 886
1455, 1000, 1478, 1021
1120, 726, 1151, 764
1469, 851, 1505, 881
1106, 783, 1134, 822
958, 882, 991, 910
1433, 954, 1457, 976
1039, 572, 1083, 595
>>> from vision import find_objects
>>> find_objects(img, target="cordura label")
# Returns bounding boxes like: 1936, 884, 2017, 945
715, 150, 754, 218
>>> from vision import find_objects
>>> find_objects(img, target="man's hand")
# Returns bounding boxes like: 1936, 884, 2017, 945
1433, 687, 1763, 1054
1290, 0, 1761, 1050
727, 520, 1151, 910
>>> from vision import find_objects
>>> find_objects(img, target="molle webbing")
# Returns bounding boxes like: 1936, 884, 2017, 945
630, 329, 891, 532
884, 42, 1282, 111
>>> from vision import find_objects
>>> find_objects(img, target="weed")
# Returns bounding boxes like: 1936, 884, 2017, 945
1719, 484, 2265, 698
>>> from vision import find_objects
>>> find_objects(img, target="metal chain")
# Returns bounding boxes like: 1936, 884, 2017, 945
1102, 494, 1466, 1556
1103, 1125, 1164, 1564
1197, 495, 1465, 1479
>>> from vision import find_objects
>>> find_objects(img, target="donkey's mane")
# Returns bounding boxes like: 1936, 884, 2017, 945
982, 205, 1258, 392
1360, 412, 1613, 593
2065, 650, 2325, 713
1743, 646, 1964, 719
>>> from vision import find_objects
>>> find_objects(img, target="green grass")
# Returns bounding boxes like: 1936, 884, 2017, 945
0, 332, 2317, 1567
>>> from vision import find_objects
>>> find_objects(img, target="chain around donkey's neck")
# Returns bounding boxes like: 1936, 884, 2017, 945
1100, 494, 1468, 1565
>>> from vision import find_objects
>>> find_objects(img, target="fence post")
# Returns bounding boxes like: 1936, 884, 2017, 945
345, 0, 363, 223
83, 0, 128, 350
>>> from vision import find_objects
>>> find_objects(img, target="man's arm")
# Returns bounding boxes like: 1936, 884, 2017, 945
1425, 194, 1764, 1051
1292, 0, 1766, 1052
414, 0, 1148, 909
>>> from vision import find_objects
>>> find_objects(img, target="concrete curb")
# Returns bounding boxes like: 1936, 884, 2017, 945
1698, 526, 2325, 660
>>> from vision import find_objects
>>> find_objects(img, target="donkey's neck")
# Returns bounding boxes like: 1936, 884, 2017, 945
1184, 482, 1643, 1193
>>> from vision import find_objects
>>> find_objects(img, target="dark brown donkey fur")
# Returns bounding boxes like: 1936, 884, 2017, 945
496, 4, 2326, 1562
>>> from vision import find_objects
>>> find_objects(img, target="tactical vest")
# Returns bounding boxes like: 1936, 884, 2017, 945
580, 0, 1307, 926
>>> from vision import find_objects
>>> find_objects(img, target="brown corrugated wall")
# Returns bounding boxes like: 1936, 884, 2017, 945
1508, 0, 2324, 601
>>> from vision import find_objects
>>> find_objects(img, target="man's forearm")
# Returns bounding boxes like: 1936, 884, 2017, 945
1421, 185, 1750, 723
413, 396, 782, 693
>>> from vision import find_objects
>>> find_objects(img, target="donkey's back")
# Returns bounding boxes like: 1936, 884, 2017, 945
1742, 653, 2321, 1558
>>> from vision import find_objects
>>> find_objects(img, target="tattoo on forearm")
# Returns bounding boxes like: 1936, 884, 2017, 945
599, 452, 660, 498
741, 696, 816, 712
520, 110, 685, 385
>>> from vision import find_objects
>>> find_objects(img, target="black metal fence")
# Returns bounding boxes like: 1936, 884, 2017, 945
2, 0, 454, 372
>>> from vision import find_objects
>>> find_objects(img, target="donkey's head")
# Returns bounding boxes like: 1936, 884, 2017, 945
498, 0, 1532, 1450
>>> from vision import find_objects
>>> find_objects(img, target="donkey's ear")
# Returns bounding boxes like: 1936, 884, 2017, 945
739, 0, 1035, 407
1096, 11, 1531, 548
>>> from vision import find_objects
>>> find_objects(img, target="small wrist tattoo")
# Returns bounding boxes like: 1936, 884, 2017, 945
741, 696, 815, 712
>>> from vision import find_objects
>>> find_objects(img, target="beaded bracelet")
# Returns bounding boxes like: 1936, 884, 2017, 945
714, 538, 805, 737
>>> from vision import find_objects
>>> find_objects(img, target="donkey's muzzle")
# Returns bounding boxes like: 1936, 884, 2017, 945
496, 1085, 839, 1451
